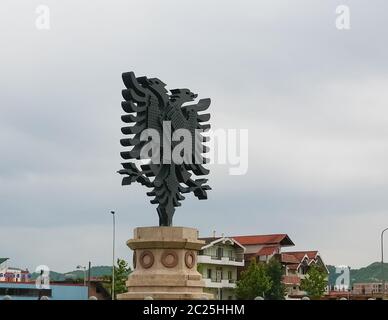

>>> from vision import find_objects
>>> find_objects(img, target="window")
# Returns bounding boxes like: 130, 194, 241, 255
216, 268, 222, 282
300, 261, 308, 275
228, 271, 232, 280
207, 269, 212, 279
217, 247, 223, 259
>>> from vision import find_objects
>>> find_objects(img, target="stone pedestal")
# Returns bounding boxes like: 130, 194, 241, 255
117, 226, 213, 300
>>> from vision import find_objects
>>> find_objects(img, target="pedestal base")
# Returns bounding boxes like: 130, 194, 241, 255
117, 226, 213, 300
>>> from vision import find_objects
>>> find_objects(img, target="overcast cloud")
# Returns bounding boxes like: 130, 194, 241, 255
1, 0, 388, 272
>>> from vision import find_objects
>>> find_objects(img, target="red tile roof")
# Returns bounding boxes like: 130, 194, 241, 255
288, 264, 299, 270
232, 234, 294, 246
279, 253, 300, 264
285, 251, 318, 262
257, 246, 279, 256
282, 275, 301, 285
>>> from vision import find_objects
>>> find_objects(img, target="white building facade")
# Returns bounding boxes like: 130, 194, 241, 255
198, 237, 245, 300
0, 258, 31, 283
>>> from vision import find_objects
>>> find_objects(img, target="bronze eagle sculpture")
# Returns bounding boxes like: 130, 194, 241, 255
118, 72, 211, 226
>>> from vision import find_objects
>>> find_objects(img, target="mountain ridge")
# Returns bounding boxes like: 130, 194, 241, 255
328, 262, 388, 286
30, 266, 112, 281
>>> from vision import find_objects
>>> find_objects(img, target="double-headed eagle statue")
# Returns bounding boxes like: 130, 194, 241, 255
118, 72, 211, 226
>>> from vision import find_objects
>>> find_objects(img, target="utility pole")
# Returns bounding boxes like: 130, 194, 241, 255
88, 261, 91, 298
381, 228, 388, 299
110, 210, 116, 300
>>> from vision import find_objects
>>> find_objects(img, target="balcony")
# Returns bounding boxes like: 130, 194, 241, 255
197, 255, 244, 266
203, 278, 237, 289
210, 277, 221, 283
211, 255, 243, 262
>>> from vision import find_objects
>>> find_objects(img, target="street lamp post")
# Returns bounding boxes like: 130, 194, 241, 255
76, 265, 87, 286
110, 210, 116, 300
381, 228, 388, 299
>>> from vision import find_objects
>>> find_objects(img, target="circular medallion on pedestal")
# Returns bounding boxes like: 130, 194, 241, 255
184, 251, 196, 269
161, 250, 178, 268
139, 250, 154, 269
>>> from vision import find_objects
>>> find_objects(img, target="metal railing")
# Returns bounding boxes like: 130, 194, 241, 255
208, 277, 236, 284
209, 255, 243, 262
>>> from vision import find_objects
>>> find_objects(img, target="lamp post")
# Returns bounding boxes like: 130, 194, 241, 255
381, 228, 388, 299
76, 265, 86, 286
110, 210, 116, 300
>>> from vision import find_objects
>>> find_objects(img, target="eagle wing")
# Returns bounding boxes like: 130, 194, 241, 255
182, 98, 211, 176
118, 72, 164, 186
119, 72, 162, 160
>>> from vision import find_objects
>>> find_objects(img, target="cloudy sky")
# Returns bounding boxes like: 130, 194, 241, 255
1, 0, 388, 272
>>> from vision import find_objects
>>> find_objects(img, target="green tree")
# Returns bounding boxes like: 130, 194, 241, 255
103, 258, 131, 299
265, 257, 286, 300
115, 258, 131, 296
236, 260, 272, 300
197, 263, 204, 275
300, 264, 328, 299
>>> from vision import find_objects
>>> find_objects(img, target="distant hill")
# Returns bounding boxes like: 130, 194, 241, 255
32, 262, 388, 286
328, 262, 388, 286
30, 266, 113, 281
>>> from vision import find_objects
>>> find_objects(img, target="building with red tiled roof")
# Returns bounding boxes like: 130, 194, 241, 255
281, 250, 329, 297
283, 250, 328, 273
232, 234, 294, 247
285, 251, 319, 261
231, 234, 294, 265
230, 233, 297, 292
200, 233, 329, 299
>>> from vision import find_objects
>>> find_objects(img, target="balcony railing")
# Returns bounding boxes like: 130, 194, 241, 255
209, 255, 243, 262
208, 277, 236, 284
